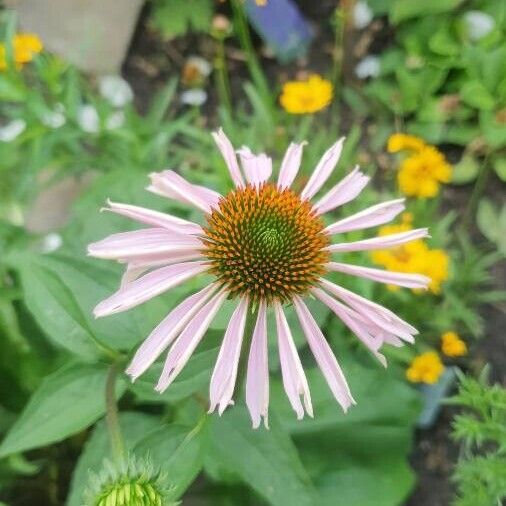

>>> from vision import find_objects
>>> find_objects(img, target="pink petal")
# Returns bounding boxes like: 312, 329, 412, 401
326, 228, 430, 253
156, 289, 228, 392
319, 278, 417, 341
238, 148, 272, 186
104, 200, 202, 234
325, 199, 405, 235
245, 301, 269, 429
212, 128, 245, 187
148, 170, 221, 213
126, 283, 218, 380
312, 288, 387, 367
300, 137, 345, 200
326, 262, 430, 289
88, 228, 202, 260
93, 261, 207, 317
274, 301, 313, 419
293, 296, 356, 412
209, 296, 249, 415
314, 166, 370, 215
278, 141, 306, 189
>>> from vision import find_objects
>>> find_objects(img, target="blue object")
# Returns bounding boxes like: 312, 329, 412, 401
244, 0, 314, 63
417, 367, 457, 429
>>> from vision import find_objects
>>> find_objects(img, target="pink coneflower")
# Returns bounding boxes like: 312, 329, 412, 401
88, 129, 430, 428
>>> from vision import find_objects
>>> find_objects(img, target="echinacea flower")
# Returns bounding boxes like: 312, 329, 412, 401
280, 75, 333, 114
441, 331, 467, 357
406, 351, 444, 384
0, 33, 43, 70
88, 129, 430, 427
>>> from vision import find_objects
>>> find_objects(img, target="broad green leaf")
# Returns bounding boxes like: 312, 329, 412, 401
208, 407, 317, 506
66, 412, 162, 506
452, 155, 480, 184
493, 157, 506, 182
0, 363, 125, 457
390, 0, 465, 24
477, 200, 499, 243
460, 81, 495, 111
134, 417, 208, 500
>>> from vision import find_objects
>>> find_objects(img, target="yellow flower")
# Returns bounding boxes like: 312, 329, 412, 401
406, 351, 444, 384
0, 33, 43, 70
280, 74, 333, 114
441, 331, 467, 357
371, 214, 449, 294
397, 146, 452, 198
255, 0, 268, 5
387, 133, 426, 153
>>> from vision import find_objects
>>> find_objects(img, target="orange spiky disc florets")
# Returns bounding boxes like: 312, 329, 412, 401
202, 183, 330, 304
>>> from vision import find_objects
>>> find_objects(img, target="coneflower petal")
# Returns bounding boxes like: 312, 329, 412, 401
326, 262, 431, 289
126, 283, 218, 380
209, 296, 249, 415
293, 296, 356, 411
315, 166, 370, 215
278, 141, 306, 189
326, 228, 430, 253
212, 128, 245, 188
246, 301, 269, 429
301, 137, 345, 200
238, 148, 272, 187
324, 199, 405, 235
156, 289, 228, 392
93, 261, 208, 317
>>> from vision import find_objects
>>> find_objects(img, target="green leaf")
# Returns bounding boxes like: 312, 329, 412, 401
208, 408, 317, 506
460, 81, 495, 111
66, 412, 162, 506
390, 0, 465, 24
134, 417, 208, 500
0, 363, 125, 457
452, 155, 480, 184
493, 157, 506, 182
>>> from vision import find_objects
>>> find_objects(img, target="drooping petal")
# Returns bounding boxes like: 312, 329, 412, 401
293, 296, 356, 411
93, 261, 208, 317
300, 137, 345, 200
274, 301, 313, 419
209, 296, 249, 415
326, 228, 430, 253
88, 228, 203, 260
212, 128, 245, 188
126, 283, 218, 380
156, 289, 228, 392
246, 301, 269, 428
278, 141, 306, 189
312, 288, 387, 367
103, 200, 203, 234
319, 278, 417, 341
238, 148, 272, 187
314, 166, 370, 215
325, 199, 405, 235
148, 170, 221, 213
326, 262, 430, 289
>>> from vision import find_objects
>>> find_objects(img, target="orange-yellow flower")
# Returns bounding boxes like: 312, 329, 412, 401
0, 33, 43, 70
406, 351, 444, 384
387, 133, 426, 153
280, 74, 333, 114
441, 331, 467, 357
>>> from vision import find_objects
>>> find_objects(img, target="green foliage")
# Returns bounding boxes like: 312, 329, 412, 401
447, 369, 506, 505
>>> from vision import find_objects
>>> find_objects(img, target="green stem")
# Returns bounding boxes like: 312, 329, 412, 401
230, 0, 272, 108
214, 37, 233, 118
105, 363, 125, 464
464, 153, 492, 226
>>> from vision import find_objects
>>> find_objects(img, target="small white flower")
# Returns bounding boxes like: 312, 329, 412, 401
186, 56, 212, 78
42, 104, 66, 129
0, 119, 26, 142
40, 233, 63, 253
77, 105, 100, 133
106, 111, 125, 130
355, 55, 380, 79
98, 75, 134, 108
353, 1, 373, 30
463, 11, 495, 41
181, 89, 208, 107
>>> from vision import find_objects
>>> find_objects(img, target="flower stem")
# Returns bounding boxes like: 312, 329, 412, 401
214, 37, 233, 118
105, 363, 125, 464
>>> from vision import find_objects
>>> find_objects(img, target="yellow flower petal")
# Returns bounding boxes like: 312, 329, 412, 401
280, 74, 333, 114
